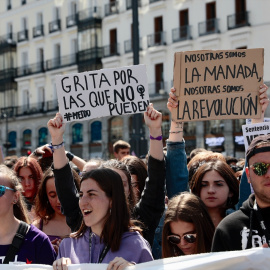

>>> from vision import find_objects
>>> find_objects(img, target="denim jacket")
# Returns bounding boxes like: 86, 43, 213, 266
165, 140, 189, 199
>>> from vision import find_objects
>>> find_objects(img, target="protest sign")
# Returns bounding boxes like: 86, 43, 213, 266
1, 248, 270, 270
55, 65, 149, 123
242, 122, 270, 152
172, 48, 264, 122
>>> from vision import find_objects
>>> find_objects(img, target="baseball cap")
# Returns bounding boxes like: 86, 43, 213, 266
246, 134, 270, 164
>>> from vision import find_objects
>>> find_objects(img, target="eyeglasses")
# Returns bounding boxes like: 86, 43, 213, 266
167, 234, 196, 245
250, 162, 270, 176
0, 185, 15, 197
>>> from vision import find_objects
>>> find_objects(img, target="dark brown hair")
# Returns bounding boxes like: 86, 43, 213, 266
113, 140, 130, 154
162, 192, 214, 258
35, 168, 80, 223
121, 155, 148, 199
72, 168, 140, 252
0, 165, 29, 223
190, 160, 239, 210
101, 159, 136, 211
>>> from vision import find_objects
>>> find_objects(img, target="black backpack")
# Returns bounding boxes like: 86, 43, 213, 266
3, 221, 30, 264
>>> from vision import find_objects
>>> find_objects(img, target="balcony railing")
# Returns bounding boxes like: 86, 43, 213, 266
147, 31, 166, 47
16, 62, 45, 77
0, 68, 16, 82
227, 11, 250, 30
103, 43, 120, 57
149, 0, 163, 3
2, 100, 59, 117
0, 33, 16, 48
77, 47, 103, 63
172, 25, 192, 42
126, 0, 141, 9
149, 81, 167, 95
33, 25, 44, 38
66, 14, 78, 28
17, 30, 28, 42
49, 19, 61, 33
198, 18, 220, 36
124, 39, 142, 53
46, 53, 77, 71
105, 1, 119, 17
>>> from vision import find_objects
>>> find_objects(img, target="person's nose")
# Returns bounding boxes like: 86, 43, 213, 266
24, 178, 31, 187
207, 184, 216, 194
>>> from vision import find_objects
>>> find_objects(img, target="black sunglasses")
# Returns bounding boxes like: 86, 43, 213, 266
0, 185, 15, 197
250, 162, 270, 176
167, 234, 196, 245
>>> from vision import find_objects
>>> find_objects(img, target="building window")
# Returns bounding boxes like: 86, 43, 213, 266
154, 16, 163, 44
109, 117, 123, 142
7, 0, 12, 10
8, 131, 16, 148
155, 63, 164, 94
38, 127, 48, 146
206, 1, 216, 32
23, 129, 31, 147
91, 121, 102, 142
110, 28, 117, 55
72, 123, 83, 144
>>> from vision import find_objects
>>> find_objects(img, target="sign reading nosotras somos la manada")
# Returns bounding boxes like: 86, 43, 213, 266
172, 48, 264, 122
55, 65, 149, 123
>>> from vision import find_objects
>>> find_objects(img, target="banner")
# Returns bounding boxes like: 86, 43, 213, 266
55, 65, 149, 123
1, 248, 270, 270
172, 48, 264, 122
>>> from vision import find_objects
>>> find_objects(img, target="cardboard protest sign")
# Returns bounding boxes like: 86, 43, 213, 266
172, 48, 264, 122
55, 65, 149, 123
242, 122, 270, 152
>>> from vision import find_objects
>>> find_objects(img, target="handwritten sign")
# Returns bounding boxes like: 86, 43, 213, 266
55, 65, 149, 123
172, 48, 264, 122
242, 122, 270, 152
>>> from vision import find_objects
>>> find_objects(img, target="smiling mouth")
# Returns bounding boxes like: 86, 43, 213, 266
83, 210, 92, 216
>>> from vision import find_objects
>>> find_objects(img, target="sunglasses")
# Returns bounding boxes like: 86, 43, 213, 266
250, 162, 270, 176
0, 185, 15, 197
167, 234, 196, 245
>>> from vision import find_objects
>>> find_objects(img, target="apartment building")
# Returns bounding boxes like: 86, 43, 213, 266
0, 0, 269, 160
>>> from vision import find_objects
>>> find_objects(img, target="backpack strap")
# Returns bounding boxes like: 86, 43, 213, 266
3, 221, 30, 264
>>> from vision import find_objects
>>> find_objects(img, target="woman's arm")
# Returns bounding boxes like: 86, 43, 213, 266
165, 88, 189, 199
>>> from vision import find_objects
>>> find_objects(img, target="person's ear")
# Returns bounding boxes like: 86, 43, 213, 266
12, 191, 20, 204
113, 152, 118, 159
245, 166, 251, 184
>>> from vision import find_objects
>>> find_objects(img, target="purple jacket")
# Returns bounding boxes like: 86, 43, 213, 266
57, 228, 153, 264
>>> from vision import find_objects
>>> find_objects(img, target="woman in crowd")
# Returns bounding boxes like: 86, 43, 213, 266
33, 168, 79, 252
121, 155, 148, 202
162, 192, 214, 257
0, 165, 56, 264
13, 157, 43, 219
53, 168, 153, 269
48, 103, 166, 247
190, 160, 239, 227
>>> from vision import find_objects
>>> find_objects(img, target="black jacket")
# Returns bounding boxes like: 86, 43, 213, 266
211, 194, 270, 252
53, 155, 166, 247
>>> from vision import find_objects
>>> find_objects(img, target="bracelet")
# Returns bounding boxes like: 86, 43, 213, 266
149, 135, 162, 141
66, 151, 74, 162
49, 141, 64, 152
169, 130, 183, 134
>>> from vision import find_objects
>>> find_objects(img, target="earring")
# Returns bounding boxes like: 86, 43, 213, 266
13, 200, 17, 204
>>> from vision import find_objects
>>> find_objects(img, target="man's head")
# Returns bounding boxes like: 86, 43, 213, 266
113, 140, 131, 160
245, 134, 270, 207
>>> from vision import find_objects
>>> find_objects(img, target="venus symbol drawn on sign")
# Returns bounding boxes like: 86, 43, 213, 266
137, 85, 145, 99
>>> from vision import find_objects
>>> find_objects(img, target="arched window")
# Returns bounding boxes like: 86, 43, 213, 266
8, 131, 16, 148
91, 121, 102, 142
38, 127, 48, 146
23, 129, 31, 147
72, 123, 83, 144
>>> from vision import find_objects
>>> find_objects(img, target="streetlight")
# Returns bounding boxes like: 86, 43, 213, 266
129, 0, 148, 157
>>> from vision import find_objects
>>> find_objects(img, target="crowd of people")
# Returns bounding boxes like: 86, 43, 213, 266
0, 83, 269, 269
